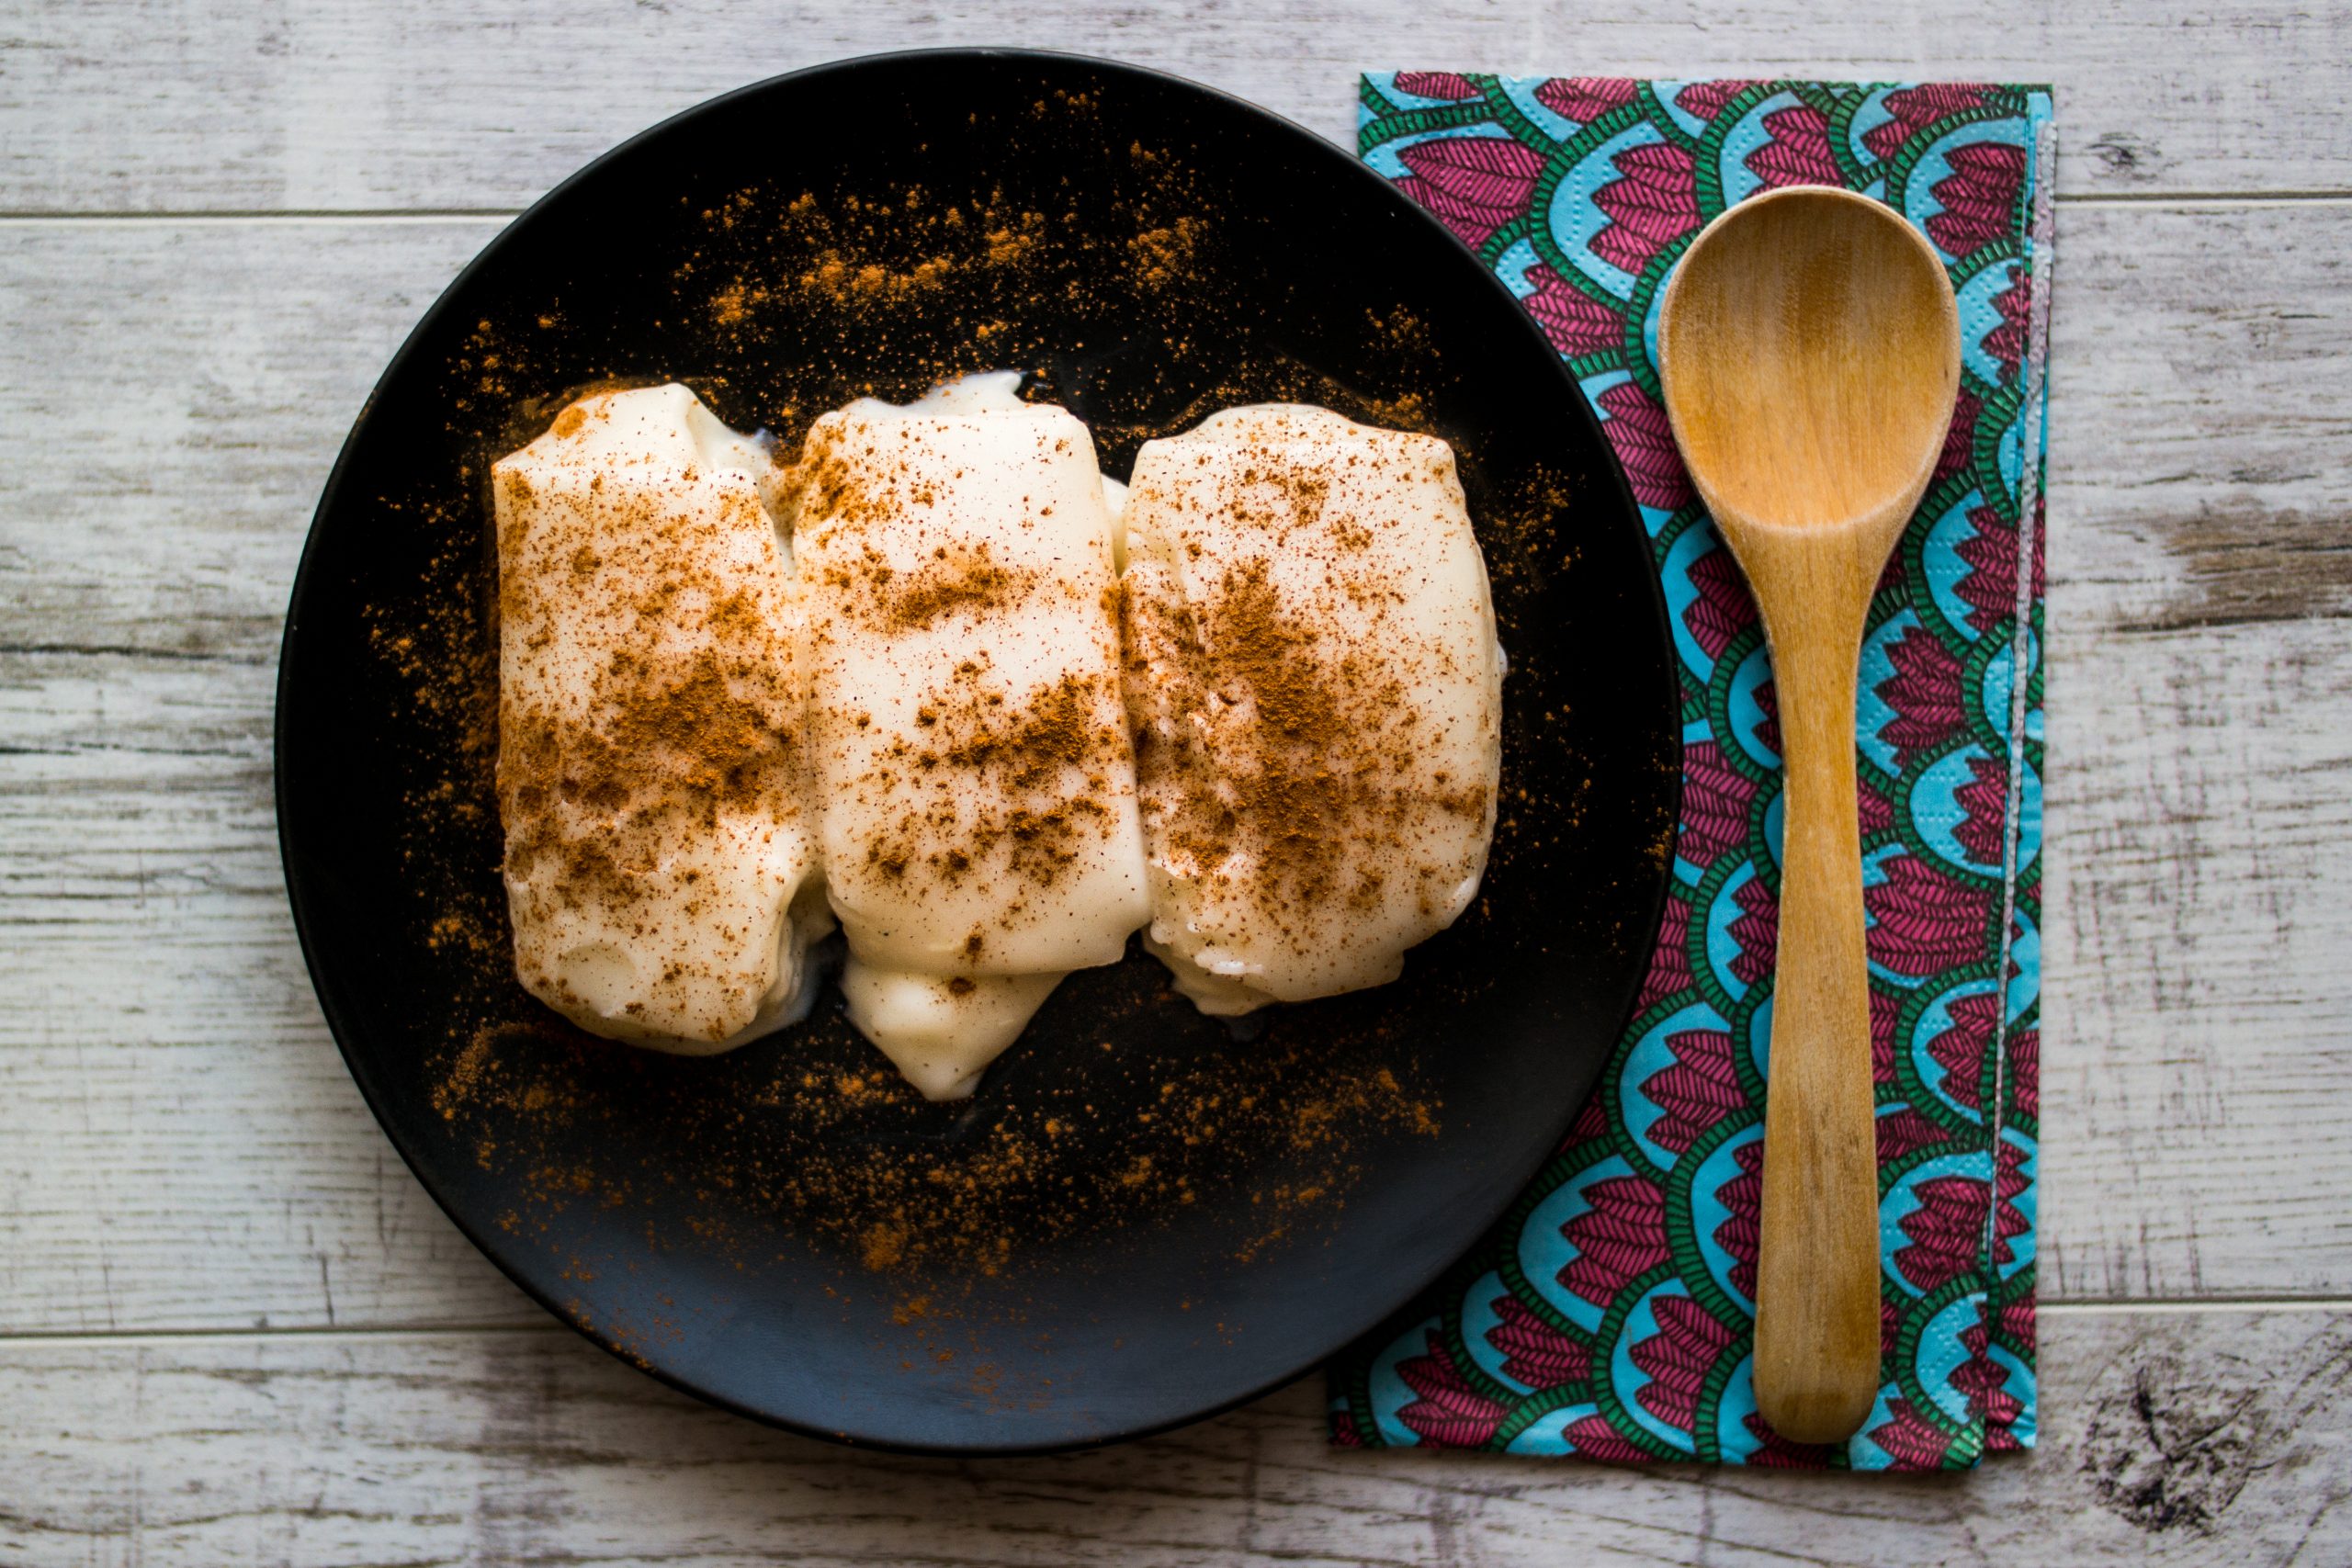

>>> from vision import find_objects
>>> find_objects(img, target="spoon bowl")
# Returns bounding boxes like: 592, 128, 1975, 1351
1657, 186, 1960, 1446
1663, 186, 1961, 541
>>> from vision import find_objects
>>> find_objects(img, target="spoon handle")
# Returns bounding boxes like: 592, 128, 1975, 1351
1744, 536, 1884, 1447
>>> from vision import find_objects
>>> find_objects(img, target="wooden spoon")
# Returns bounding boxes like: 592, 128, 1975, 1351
1656, 186, 1961, 1445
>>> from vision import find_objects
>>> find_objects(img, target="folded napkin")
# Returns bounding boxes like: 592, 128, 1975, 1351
1331, 76, 2054, 1469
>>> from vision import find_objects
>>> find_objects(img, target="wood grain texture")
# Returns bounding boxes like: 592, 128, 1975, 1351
6, 5, 2352, 1558
0, 1308, 2346, 1566
6, 0, 2352, 213
3, 194, 2351, 1336
2038, 202, 2352, 1302
0, 216, 557, 1335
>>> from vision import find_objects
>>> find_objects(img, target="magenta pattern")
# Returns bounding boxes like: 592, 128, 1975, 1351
1334, 77, 2052, 1468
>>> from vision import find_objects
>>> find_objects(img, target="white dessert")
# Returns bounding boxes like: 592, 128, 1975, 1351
492, 384, 831, 1051
795, 378, 1150, 1098
491, 376, 1504, 1095
837, 966, 1065, 1100
1120, 404, 1504, 1014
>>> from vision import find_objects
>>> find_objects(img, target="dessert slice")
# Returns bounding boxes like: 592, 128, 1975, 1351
1121, 404, 1504, 1014
795, 383, 1148, 1098
493, 384, 830, 1051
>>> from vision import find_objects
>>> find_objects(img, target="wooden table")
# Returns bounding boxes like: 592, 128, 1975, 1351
6, 3, 2350, 1562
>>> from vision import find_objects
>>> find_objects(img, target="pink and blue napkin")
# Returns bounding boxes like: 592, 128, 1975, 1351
1331, 75, 2054, 1470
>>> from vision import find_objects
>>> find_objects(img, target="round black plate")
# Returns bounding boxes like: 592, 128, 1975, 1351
277, 51, 1678, 1453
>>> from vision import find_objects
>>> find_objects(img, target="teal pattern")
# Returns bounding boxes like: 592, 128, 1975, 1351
1331, 75, 2052, 1468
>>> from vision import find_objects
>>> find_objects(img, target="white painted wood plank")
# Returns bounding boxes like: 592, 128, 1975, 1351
0, 1308, 2346, 1566
2044, 202, 2352, 626
2041, 621, 2352, 1301
3, 0, 2351, 212
2035, 201, 2352, 1301
3, 198, 2350, 1334
0, 216, 647, 1335
0, 219, 492, 656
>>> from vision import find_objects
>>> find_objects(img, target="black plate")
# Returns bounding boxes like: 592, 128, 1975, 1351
277, 51, 1678, 1453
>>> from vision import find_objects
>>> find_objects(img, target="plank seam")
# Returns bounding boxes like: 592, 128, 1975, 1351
4, 1297, 2347, 1350
3, 193, 2352, 223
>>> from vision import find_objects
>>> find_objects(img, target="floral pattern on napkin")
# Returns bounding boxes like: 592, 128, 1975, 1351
1331, 76, 2053, 1469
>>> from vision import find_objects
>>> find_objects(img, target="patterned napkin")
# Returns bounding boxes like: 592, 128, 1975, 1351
1330, 76, 2053, 1469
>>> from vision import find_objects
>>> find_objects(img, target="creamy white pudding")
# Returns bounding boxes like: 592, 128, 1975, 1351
492, 378, 1503, 1094
492, 384, 831, 1051
794, 378, 1149, 1098
1120, 404, 1504, 1014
